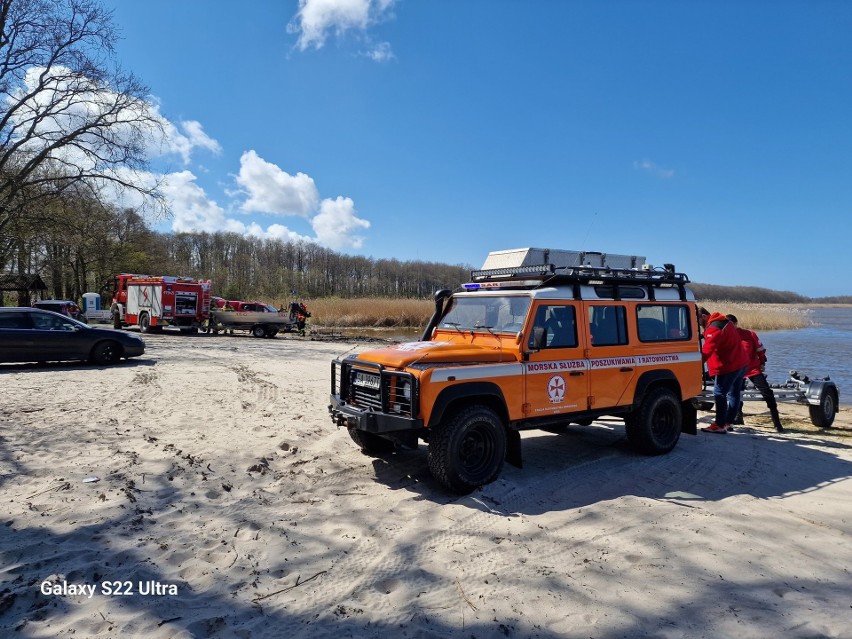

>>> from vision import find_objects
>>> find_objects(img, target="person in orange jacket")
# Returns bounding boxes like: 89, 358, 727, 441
701, 311, 749, 433
727, 314, 784, 432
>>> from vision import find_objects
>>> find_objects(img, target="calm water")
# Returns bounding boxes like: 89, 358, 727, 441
338, 307, 852, 403
758, 307, 852, 402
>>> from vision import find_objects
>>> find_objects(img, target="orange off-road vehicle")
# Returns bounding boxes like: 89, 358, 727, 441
330, 248, 704, 493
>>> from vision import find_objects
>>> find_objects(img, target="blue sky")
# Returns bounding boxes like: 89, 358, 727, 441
99, 0, 852, 297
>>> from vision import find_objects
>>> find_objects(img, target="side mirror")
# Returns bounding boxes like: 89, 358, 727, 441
530, 326, 546, 351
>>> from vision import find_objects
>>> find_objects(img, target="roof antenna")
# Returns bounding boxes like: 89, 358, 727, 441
581, 211, 598, 247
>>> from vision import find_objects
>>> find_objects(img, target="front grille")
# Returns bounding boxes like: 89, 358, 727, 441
332, 359, 417, 418
352, 370, 383, 410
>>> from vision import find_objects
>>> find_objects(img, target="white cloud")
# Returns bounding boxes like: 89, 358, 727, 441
288, 0, 396, 53
8, 65, 370, 249
311, 196, 371, 249
248, 223, 317, 243
236, 150, 319, 217
161, 171, 230, 233
148, 116, 222, 165
7, 66, 222, 171
364, 41, 394, 62
159, 160, 370, 251
633, 159, 675, 179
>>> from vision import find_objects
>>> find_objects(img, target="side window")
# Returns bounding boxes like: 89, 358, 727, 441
637, 304, 691, 342
31, 312, 75, 331
0, 313, 30, 329
588, 305, 628, 346
529, 304, 577, 349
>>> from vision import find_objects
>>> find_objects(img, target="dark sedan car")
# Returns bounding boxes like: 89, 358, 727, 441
0, 307, 145, 365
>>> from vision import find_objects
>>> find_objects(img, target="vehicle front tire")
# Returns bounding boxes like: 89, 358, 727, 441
252, 325, 266, 338
348, 428, 396, 455
139, 313, 150, 334
809, 388, 837, 428
427, 405, 506, 494
90, 341, 122, 365
112, 311, 122, 330
625, 387, 682, 455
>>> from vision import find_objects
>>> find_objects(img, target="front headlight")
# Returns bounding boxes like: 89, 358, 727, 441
401, 380, 411, 401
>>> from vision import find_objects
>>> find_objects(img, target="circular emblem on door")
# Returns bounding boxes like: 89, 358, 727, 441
547, 375, 566, 403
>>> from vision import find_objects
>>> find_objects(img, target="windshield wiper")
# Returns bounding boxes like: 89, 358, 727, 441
442, 321, 465, 334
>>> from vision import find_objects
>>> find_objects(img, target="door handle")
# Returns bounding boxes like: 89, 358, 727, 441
619, 367, 633, 372
569, 371, 584, 376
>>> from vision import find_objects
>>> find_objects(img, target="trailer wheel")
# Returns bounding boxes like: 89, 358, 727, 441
427, 405, 506, 494
348, 428, 395, 455
90, 341, 122, 365
809, 388, 838, 428
139, 312, 151, 334
252, 325, 266, 338
625, 387, 682, 455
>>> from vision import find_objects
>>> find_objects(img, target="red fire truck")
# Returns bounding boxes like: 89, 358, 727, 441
109, 274, 212, 333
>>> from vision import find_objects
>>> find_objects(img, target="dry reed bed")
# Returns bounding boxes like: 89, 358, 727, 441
289, 297, 815, 332
699, 300, 812, 331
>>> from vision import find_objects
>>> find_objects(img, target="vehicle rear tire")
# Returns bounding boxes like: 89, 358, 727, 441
252, 325, 266, 338
139, 313, 150, 334
112, 311, 122, 330
809, 388, 837, 428
348, 428, 396, 455
90, 341, 122, 365
625, 387, 682, 455
427, 405, 506, 494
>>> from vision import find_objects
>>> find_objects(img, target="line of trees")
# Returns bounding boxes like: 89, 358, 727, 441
1, 197, 473, 302
2, 203, 838, 306
688, 283, 811, 305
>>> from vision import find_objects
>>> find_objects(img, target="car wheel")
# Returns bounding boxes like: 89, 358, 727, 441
809, 388, 837, 428
252, 325, 266, 338
625, 387, 682, 455
90, 341, 122, 365
139, 313, 150, 334
348, 428, 395, 455
428, 405, 506, 494
112, 311, 122, 330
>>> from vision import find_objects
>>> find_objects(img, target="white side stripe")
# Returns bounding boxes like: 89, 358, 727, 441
430, 351, 702, 380
431, 364, 525, 383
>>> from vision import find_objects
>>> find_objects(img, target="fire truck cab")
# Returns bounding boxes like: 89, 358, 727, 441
110, 274, 212, 334
330, 248, 704, 493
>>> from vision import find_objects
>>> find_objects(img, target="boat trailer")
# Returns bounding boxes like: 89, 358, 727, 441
697, 370, 839, 428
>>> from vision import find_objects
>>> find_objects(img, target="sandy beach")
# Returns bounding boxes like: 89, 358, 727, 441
1, 331, 850, 638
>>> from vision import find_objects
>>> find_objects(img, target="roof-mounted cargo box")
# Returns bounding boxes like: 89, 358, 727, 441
480, 248, 646, 271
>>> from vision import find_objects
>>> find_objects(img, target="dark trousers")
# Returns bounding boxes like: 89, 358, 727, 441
714, 367, 746, 426
735, 372, 779, 422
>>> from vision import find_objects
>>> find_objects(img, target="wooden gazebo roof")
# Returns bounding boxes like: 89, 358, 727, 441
0, 273, 47, 291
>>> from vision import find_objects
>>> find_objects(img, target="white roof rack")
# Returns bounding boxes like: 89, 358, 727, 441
481, 248, 646, 271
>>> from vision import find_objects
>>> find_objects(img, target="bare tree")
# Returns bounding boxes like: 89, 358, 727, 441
0, 0, 164, 240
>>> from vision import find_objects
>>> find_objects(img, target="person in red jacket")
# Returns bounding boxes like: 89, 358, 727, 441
700, 311, 749, 433
727, 314, 784, 432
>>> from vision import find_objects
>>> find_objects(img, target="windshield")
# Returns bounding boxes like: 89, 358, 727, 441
438, 295, 531, 333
